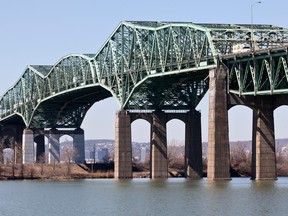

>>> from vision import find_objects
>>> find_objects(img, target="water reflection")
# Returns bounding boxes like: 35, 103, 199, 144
0, 178, 288, 216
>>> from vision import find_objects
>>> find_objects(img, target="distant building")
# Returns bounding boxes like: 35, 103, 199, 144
90, 151, 96, 161
140, 147, 147, 162
98, 148, 108, 162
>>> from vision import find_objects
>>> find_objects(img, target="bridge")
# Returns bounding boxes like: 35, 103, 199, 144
1, 21, 288, 179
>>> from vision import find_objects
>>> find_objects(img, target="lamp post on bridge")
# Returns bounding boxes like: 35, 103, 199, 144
250, 1, 262, 50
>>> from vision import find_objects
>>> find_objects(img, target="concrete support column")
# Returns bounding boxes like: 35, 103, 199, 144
207, 67, 230, 180
22, 128, 34, 164
45, 138, 49, 164
73, 128, 85, 163
114, 110, 132, 178
48, 129, 60, 164
185, 110, 203, 178
251, 97, 277, 180
151, 110, 168, 178
251, 110, 256, 180
34, 134, 45, 162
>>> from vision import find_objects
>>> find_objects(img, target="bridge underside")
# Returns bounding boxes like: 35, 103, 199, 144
29, 86, 111, 128
126, 71, 209, 110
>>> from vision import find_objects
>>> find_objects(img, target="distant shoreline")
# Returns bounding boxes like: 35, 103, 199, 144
2, 163, 284, 180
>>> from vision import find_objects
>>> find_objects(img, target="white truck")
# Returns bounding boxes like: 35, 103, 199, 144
232, 44, 251, 53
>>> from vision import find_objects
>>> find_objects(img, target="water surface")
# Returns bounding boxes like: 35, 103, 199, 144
0, 178, 287, 216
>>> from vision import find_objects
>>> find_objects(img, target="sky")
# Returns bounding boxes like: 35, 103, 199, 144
0, 0, 288, 143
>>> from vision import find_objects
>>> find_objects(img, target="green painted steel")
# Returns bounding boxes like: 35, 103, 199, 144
1, 21, 288, 128
223, 46, 288, 96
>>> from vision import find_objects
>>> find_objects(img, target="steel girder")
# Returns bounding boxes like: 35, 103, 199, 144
223, 45, 288, 95
92, 22, 288, 108
0, 54, 107, 128
93, 21, 217, 109
1, 21, 288, 128
0, 65, 48, 126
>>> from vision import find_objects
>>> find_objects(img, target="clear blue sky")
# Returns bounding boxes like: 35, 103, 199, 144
1, 0, 288, 143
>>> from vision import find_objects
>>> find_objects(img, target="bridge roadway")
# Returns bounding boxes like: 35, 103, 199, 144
1, 21, 288, 179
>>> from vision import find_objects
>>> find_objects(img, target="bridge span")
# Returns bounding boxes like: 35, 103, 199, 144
1, 21, 288, 179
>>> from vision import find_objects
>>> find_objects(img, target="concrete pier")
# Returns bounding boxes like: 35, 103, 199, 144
114, 110, 133, 178
251, 97, 277, 180
207, 67, 230, 180
0, 125, 24, 163
34, 134, 45, 162
73, 128, 85, 163
22, 128, 34, 164
48, 128, 60, 163
185, 110, 203, 178
151, 110, 168, 178
118, 110, 203, 179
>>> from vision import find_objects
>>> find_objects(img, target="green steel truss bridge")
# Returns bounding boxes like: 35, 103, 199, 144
1, 21, 288, 129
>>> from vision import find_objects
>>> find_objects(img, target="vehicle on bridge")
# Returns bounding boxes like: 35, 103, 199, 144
232, 43, 251, 53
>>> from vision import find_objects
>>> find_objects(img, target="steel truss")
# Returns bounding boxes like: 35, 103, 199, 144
1, 21, 288, 128
224, 46, 288, 95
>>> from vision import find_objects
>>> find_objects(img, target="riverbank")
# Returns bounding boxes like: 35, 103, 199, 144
0, 163, 186, 180
0, 163, 285, 180
0, 163, 114, 180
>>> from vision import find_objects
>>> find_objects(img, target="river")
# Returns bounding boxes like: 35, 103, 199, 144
0, 178, 288, 216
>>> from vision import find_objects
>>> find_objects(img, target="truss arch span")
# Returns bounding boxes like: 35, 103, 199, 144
2, 21, 288, 129
0, 53, 119, 128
